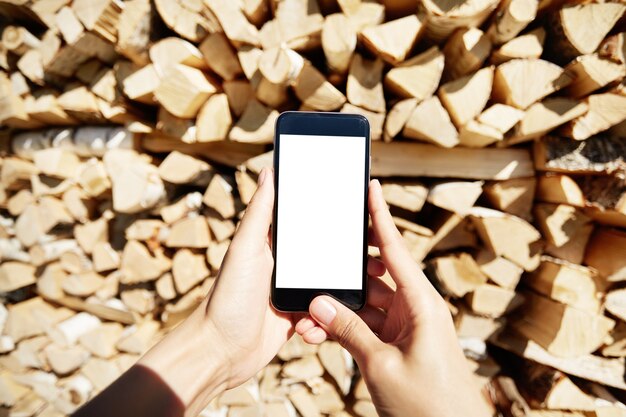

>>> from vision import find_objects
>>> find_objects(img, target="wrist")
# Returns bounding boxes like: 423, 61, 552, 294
138, 305, 229, 416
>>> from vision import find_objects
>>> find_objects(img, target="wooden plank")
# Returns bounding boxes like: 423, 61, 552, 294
371, 141, 534, 179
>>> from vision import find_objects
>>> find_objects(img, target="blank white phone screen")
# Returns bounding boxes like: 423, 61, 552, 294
275, 134, 367, 290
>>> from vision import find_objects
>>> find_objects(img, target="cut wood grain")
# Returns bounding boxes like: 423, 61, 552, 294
427, 181, 483, 215
492, 58, 572, 109
420, 0, 500, 42
466, 283, 524, 317
564, 54, 625, 99
384, 46, 444, 100
551, 3, 625, 62
506, 98, 588, 145
361, 14, 425, 65
403, 96, 459, 148
483, 177, 535, 221
293, 61, 346, 111
560, 93, 626, 141
491, 27, 546, 65
321, 13, 357, 74
470, 207, 541, 271
439, 66, 493, 128
383, 98, 417, 141
512, 292, 614, 358
347, 54, 385, 113
526, 258, 603, 313
427, 253, 487, 297
154, 64, 217, 119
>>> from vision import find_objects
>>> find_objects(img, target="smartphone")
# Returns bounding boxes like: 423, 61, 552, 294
271, 111, 370, 312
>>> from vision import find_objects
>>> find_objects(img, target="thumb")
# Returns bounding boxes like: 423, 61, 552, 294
231, 167, 274, 249
309, 296, 381, 363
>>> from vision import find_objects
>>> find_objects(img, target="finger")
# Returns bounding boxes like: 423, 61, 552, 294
295, 316, 317, 334
301, 326, 328, 344
367, 256, 386, 277
358, 305, 386, 335
367, 275, 395, 311
309, 296, 382, 364
368, 227, 380, 247
231, 168, 274, 250
369, 179, 422, 290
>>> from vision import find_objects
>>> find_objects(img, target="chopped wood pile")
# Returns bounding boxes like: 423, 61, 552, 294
0, 0, 625, 416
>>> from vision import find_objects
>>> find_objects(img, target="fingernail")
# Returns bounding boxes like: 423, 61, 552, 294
258, 168, 267, 186
311, 298, 337, 326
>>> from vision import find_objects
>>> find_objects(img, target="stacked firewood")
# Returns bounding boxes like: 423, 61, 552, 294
0, 0, 625, 416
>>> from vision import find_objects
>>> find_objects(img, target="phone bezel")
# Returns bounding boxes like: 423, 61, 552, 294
270, 111, 371, 312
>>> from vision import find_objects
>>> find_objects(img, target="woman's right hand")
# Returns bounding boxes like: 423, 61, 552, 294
295, 179, 492, 417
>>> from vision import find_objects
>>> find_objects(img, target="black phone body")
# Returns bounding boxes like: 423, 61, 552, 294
271, 111, 371, 312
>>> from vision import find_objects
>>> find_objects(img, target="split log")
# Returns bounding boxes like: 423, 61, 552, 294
465, 283, 524, 317
438, 66, 493, 128
560, 93, 626, 141
519, 363, 596, 411
403, 96, 459, 148
483, 177, 536, 221
420, 0, 500, 42
204, 174, 236, 219
426, 181, 483, 215
160, 193, 203, 224
505, 98, 588, 145
223, 80, 254, 118
550, 3, 625, 62
347, 54, 385, 113
61, 271, 105, 297
427, 253, 488, 297
381, 182, 428, 213
511, 292, 614, 358
534, 203, 591, 252
492, 58, 572, 109
206, 0, 260, 47
321, 13, 357, 74
259, 0, 323, 51
71, 0, 123, 43
340, 103, 384, 141
30, 240, 79, 267
371, 141, 534, 179
491, 27, 546, 65
116, 0, 151, 65
338, 1, 384, 32
384, 46, 444, 100
383, 98, 417, 141
443, 28, 491, 80
153, 0, 213, 42
149, 37, 208, 77
1, 26, 40, 56
199, 32, 243, 81
229, 99, 279, 144
103, 150, 165, 214
120, 240, 170, 283
92, 242, 120, 273
536, 175, 585, 207
75, 217, 109, 255
165, 216, 212, 248
526, 258, 603, 313
458, 119, 503, 148
605, 289, 626, 323
491, 329, 626, 390
157, 151, 212, 185
486, 0, 538, 45
360, 15, 425, 65
122, 64, 159, 105
156, 108, 195, 143
0, 262, 36, 292
154, 64, 218, 119
577, 175, 626, 229
564, 54, 625, 99
78, 322, 123, 359
293, 61, 346, 111
584, 228, 626, 282
533, 135, 626, 175
475, 250, 523, 289
470, 207, 542, 271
